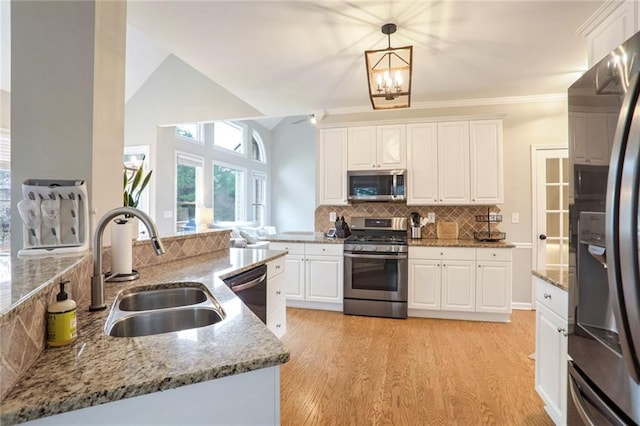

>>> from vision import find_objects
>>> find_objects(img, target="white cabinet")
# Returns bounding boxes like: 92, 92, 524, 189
266, 256, 287, 338
470, 120, 504, 204
347, 124, 406, 170
406, 120, 503, 206
408, 247, 512, 322
586, 1, 636, 66
438, 121, 471, 204
318, 128, 348, 206
534, 276, 568, 426
569, 112, 615, 166
406, 123, 439, 205
476, 249, 512, 314
270, 242, 343, 310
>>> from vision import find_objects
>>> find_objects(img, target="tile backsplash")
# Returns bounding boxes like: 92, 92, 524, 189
315, 204, 501, 239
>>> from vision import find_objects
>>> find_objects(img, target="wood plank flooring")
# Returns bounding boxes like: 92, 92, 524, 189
280, 308, 553, 426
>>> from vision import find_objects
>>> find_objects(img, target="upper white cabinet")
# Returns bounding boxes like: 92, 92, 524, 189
438, 121, 471, 204
586, 1, 637, 67
470, 120, 504, 204
406, 119, 504, 205
569, 111, 616, 166
407, 123, 439, 204
347, 124, 406, 170
318, 128, 348, 206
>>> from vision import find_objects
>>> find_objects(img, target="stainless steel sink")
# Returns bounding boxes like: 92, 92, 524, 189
107, 307, 224, 337
118, 287, 208, 311
105, 282, 225, 337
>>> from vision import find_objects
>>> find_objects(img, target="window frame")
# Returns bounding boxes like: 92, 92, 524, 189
213, 121, 247, 156
212, 160, 247, 223
175, 151, 205, 232
175, 123, 204, 144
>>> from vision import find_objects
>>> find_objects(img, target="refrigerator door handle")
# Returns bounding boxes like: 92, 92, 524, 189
606, 71, 640, 383
569, 363, 627, 425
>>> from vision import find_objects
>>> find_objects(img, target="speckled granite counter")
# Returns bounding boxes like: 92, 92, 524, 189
408, 238, 515, 248
0, 248, 289, 425
266, 232, 344, 244
532, 268, 570, 292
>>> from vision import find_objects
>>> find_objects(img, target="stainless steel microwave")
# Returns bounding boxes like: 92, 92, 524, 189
347, 170, 405, 202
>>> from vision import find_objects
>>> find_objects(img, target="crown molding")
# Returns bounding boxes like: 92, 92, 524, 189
324, 93, 567, 117
576, 0, 625, 37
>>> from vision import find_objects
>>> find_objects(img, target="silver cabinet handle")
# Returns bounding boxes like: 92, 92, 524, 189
275, 265, 281, 269
544, 293, 551, 299
276, 290, 281, 295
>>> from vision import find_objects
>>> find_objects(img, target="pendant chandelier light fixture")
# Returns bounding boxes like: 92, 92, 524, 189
365, 23, 413, 110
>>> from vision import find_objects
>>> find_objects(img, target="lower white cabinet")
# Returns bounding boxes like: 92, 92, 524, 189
534, 276, 568, 426
266, 256, 287, 338
270, 242, 343, 311
408, 247, 512, 322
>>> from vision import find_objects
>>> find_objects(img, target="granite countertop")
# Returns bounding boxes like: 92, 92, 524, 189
408, 238, 515, 248
266, 232, 344, 244
532, 268, 570, 292
1, 248, 289, 425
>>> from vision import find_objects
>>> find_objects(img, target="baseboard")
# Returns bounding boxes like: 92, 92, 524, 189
512, 302, 533, 310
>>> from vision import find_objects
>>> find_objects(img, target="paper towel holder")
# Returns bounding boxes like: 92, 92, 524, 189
107, 217, 139, 282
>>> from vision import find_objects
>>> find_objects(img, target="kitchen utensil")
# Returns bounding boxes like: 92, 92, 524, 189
410, 212, 421, 227
17, 199, 41, 246
420, 217, 428, 227
436, 221, 459, 239
41, 198, 61, 245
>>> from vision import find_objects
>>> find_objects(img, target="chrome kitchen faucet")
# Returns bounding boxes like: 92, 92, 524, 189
90, 207, 165, 311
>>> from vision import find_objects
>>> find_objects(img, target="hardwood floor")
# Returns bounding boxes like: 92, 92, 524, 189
280, 308, 553, 425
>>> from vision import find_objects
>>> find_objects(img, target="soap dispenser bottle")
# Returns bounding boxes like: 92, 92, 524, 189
47, 280, 77, 347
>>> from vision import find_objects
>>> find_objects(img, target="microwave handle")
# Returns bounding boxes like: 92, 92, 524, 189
392, 174, 397, 197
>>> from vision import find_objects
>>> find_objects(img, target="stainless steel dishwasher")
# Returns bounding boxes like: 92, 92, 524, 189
223, 264, 267, 323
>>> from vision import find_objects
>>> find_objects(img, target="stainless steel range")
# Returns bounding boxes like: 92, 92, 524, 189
343, 217, 408, 319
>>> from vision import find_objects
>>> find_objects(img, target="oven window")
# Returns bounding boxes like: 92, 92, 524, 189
351, 257, 399, 292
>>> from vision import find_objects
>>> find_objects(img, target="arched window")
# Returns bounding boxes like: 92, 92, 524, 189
252, 131, 266, 163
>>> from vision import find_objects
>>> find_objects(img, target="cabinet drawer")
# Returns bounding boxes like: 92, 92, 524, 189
267, 256, 286, 279
410, 246, 476, 260
267, 304, 286, 338
477, 248, 512, 262
305, 243, 343, 256
535, 277, 568, 318
270, 242, 305, 255
267, 272, 287, 314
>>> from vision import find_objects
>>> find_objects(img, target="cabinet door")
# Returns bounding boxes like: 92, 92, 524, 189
267, 304, 286, 338
438, 122, 470, 204
586, 113, 610, 165
408, 259, 441, 310
267, 272, 287, 315
377, 124, 406, 169
476, 261, 511, 314
587, 1, 636, 66
347, 126, 376, 170
441, 260, 475, 311
570, 112, 588, 165
470, 120, 503, 204
318, 128, 348, 205
305, 255, 343, 303
535, 302, 568, 426
283, 255, 305, 301
406, 123, 439, 205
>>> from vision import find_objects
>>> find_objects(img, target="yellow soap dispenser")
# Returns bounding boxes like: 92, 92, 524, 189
47, 280, 77, 347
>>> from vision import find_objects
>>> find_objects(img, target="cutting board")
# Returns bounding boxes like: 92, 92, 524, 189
436, 221, 459, 239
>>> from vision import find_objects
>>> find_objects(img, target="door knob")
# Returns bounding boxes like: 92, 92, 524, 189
539, 234, 547, 240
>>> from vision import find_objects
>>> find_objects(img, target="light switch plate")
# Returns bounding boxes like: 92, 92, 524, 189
511, 213, 519, 224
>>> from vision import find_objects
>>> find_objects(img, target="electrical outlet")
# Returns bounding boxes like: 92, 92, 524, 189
427, 212, 436, 223
511, 213, 519, 224
329, 212, 337, 222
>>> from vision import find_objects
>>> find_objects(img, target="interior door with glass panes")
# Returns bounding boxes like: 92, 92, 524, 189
533, 147, 569, 271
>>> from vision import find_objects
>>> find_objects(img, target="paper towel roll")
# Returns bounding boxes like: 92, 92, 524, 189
111, 219, 133, 275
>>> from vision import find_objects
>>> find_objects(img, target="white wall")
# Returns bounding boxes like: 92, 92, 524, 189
270, 116, 316, 232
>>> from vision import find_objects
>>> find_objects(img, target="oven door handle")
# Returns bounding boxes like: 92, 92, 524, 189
344, 252, 408, 260
229, 273, 267, 293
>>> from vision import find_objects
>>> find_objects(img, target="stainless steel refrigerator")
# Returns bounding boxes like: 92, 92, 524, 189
567, 31, 640, 424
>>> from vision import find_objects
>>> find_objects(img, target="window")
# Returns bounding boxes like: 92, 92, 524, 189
213, 162, 245, 222
214, 121, 245, 154
252, 171, 266, 226
176, 123, 203, 143
252, 131, 266, 162
124, 145, 151, 238
176, 153, 204, 233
